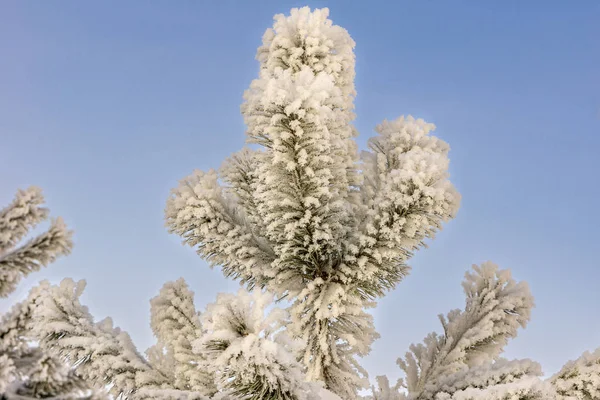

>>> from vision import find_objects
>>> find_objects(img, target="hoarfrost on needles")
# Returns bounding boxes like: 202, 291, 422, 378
9, 6, 600, 400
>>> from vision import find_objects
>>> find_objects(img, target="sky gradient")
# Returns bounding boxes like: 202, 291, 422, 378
1, 0, 599, 384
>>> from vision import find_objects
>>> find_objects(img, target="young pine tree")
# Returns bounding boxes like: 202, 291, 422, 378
165, 7, 460, 398
0, 187, 102, 399
20, 7, 600, 400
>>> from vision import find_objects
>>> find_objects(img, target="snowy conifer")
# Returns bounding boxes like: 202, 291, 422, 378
20, 6, 600, 400
165, 7, 460, 397
0, 187, 102, 399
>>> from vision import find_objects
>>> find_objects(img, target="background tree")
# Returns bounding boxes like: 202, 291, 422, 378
0, 187, 102, 399
165, 7, 460, 398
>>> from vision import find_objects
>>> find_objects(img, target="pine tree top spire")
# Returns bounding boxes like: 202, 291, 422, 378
166, 6, 460, 398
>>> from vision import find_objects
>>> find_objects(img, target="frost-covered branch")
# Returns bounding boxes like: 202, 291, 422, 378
0, 187, 73, 298
29, 278, 187, 399
368, 375, 406, 400
551, 346, 600, 399
148, 278, 215, 396
0, 187, 49, 252
352, 117, 460, 297
194, 289, 314, 400
289, 280, 378, 396
431, 358, 545, 399
0, 187, 98, 399
165, 169, 276, 290
397, 262, 534, 399
0, 283, 54, 389
2, 353, 104, 400
433, 376, 554, 400
0, 292, 42, 394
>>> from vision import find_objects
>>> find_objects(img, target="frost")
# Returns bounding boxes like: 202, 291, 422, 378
17, 6, 600, 400
166, 7, 459, 398
195, 288, 313, 400
0, 187, 100, 399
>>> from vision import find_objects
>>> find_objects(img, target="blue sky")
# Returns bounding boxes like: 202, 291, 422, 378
1, 0, 598, 383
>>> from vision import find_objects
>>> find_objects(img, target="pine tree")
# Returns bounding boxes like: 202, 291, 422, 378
0, 187, 103, 399
165, 7, 460, 398
195, 288, 314, 399
21, 6, 600, 400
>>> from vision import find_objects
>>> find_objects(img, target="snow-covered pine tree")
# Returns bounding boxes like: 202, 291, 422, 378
0, 187, 102, 399
165, 7, 460, 398
20, 6, 600, 400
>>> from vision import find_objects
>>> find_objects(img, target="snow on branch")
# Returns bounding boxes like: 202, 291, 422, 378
0, 187, 73, 298
430, 358, 544, 399
289, 280, 377, 396
194, 288, 314, 400
165, 169, 276, 290
369, 375, 407, 400
353, 116, 460, 297
397, 262, 534, 399
0, 187, 49, 252
433, 376, 554, 400
257, 7, 356, 102
30, 278, 178, 398
148, 278, 215, 396
551, 346, 600, 399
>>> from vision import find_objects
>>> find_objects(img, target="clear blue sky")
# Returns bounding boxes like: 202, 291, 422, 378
1, 0, 598, 383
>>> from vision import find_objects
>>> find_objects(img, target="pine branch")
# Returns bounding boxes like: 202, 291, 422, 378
397, 262, 534, 399
369, 375, 406, 400
352, 116, 460, 297
429, 358, 543, 398
0, 218, 73, 298
0, 187, 49, 253
551, 346, 600, 399
433, 376, 554, 400
194, 289, 312, 400
0, 187, 92, 398
30, 279, 170, 399
148, 279, 215, 395
165, 169, 276, 290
